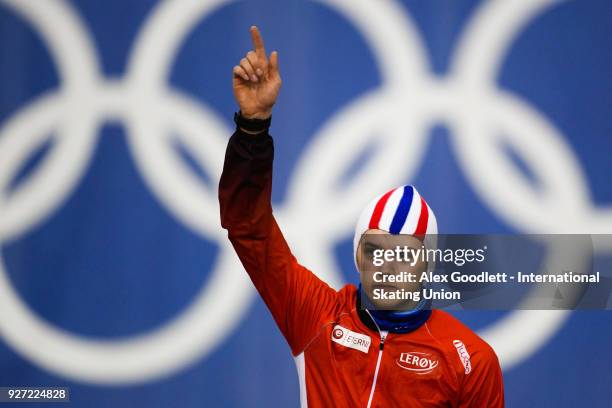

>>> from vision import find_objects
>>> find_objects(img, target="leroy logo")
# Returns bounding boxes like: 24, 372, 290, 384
396, 352, 439, 374
331, 325, 371, 353
453, 340, 472, 374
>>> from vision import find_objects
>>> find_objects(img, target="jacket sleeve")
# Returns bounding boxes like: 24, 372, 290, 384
219, 125, 340, 356
458, 345, 505, 408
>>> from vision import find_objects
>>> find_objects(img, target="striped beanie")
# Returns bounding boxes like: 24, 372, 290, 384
353, 185, 438, 272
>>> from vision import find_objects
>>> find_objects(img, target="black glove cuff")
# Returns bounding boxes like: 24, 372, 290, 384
234, 111, 271, 133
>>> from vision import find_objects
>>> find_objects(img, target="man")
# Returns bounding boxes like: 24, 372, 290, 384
219, 26, 504, 407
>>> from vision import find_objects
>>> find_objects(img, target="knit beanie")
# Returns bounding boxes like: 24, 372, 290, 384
353, 185, 438, 273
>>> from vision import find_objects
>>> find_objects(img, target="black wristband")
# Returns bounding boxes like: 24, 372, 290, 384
234, 111, 271, 133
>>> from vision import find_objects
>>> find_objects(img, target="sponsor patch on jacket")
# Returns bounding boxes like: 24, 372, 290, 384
396, 352, 439, 374
331, 325, 371, 353
453, 339, 472, 374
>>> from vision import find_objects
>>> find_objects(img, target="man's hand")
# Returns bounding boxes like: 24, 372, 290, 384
233, 26, 281, 120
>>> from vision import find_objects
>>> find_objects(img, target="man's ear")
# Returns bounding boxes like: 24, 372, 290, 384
356, 241, 364, 269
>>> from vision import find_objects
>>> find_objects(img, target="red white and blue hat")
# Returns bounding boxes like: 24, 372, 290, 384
353, 185, 438, 271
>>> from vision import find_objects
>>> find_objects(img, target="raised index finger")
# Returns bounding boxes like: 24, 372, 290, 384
250, 26, 267, 62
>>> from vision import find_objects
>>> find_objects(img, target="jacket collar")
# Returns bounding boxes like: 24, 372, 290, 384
356, 284, 431, 334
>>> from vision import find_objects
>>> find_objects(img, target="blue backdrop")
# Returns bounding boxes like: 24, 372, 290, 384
0, 0, 611, 406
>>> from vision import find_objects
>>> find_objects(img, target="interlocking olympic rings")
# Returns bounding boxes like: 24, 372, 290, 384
0, 0, 608, 384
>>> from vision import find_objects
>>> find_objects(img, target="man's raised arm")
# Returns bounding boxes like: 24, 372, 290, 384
219, 25, 280, 238
219, 26, 339, 356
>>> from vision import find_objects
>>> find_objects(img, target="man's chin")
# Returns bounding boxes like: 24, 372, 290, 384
368, 298, 419, 311
373, 302, 410, 311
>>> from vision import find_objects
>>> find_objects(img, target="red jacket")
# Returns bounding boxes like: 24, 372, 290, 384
219, 126, 505, 407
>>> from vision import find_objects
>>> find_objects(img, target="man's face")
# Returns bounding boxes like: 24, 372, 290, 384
356, 229, 428, 310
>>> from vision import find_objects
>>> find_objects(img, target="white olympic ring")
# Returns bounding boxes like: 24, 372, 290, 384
0, 0, 609, 384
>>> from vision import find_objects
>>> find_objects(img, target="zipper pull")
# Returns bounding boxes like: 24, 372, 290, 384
379, 333, 387, 351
